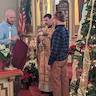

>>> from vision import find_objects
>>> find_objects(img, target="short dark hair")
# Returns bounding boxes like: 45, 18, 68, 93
54, 11, 64, 22
44, 14, 52, 19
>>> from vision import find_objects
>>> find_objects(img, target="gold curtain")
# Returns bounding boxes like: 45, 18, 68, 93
36, 0, 41, 26
75, 0, 79, 25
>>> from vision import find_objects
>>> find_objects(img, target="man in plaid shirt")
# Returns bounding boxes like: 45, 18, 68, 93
48, 11, 69, 96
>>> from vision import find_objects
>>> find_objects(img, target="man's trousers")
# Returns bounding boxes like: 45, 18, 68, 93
50, 60, 69, 96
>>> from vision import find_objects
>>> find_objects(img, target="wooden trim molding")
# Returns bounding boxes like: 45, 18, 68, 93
0, 83, 8, 96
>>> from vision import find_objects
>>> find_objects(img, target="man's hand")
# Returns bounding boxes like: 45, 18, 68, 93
47, 65, 52, 71
11, 36, 19, 41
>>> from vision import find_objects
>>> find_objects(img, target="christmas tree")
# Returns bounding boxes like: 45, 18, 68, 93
70, 0, 96, 96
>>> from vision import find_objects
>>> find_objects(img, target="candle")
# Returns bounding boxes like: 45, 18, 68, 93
9, 26, 12, 40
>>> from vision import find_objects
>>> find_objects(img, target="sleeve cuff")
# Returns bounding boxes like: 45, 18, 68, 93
48, 56, 55, 65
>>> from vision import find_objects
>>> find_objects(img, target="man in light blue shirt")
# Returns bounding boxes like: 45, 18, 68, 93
0, 9, 21, 96
0, 9, 19, 45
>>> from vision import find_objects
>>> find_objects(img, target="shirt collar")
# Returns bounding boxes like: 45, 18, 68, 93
3, 21, 14, 27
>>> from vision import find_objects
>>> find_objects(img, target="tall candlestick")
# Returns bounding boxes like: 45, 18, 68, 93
5, 26, 16, 70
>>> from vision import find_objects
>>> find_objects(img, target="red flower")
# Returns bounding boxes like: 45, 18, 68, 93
70, 45, 76, 49
68, 45, 76, 55
80, 44, 85, 49
21, 73, 33, 80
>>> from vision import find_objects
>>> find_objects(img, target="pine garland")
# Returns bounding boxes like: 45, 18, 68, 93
70, 0, 96, 96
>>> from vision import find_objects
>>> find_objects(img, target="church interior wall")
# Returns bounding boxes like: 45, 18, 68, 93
0, 0, 82, 46
0, 0, 18, 22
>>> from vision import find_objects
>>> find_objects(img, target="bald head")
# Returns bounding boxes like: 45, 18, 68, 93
5, 9, 16, 25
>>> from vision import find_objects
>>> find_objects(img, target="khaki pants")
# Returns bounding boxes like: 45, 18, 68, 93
50, 60, 69, 96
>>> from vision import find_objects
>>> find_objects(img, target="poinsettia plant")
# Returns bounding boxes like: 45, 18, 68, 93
0, 44, 10, 69
21, 59, 39, 89
0, 44, 10, 60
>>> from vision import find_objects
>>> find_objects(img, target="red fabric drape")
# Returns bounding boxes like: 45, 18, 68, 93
12, 39, 28, 69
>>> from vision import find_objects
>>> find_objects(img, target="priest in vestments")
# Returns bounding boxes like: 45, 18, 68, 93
37, 14, 54, 95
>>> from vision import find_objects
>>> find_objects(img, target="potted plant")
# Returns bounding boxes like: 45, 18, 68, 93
0, 44, 10, 70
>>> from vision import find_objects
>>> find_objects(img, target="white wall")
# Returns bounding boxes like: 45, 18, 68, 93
0, 0, 18, 22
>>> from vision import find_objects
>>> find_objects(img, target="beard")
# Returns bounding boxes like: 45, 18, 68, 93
6, 18, 14, 25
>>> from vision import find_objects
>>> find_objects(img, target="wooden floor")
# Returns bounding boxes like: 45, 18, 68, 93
17, 85, 50, 96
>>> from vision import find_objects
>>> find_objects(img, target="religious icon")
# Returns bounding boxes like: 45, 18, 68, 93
78, 0, 84, 21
